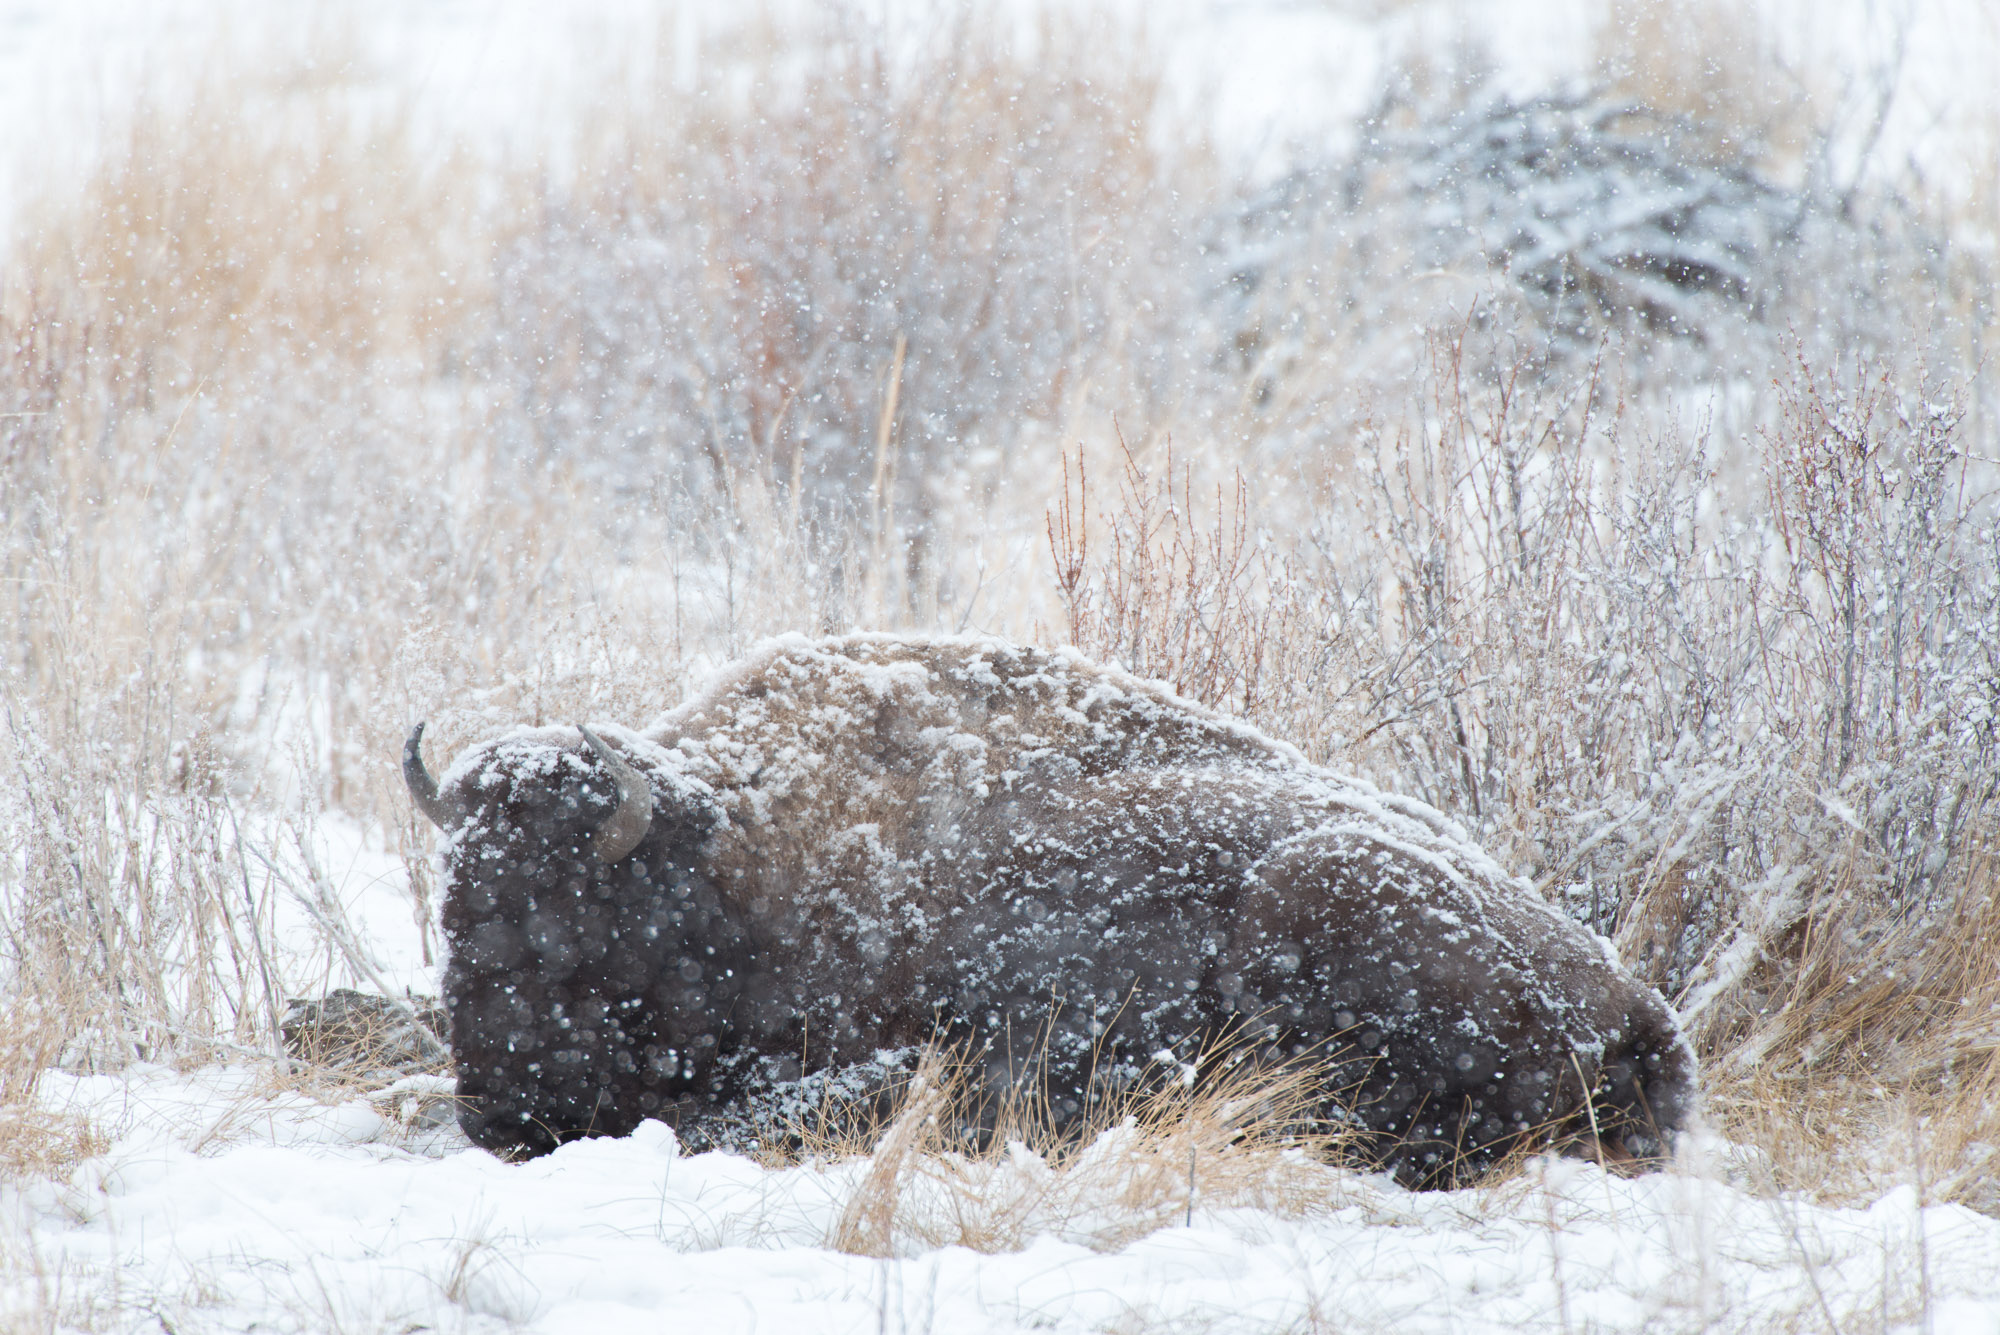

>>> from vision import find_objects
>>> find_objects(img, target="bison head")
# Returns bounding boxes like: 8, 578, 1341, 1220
404, 722, 743, 1156
404, 720, 652, 862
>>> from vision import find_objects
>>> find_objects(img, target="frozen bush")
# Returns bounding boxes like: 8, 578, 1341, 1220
1209, 72, 1971, 465
493, 8, 1205, 588
1052, 332, 1999, 1042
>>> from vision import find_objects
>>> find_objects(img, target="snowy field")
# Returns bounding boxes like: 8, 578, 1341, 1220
4, 767, 1998, 1334
7, 1, 2000, 1331
15, 1060, 2000, 1334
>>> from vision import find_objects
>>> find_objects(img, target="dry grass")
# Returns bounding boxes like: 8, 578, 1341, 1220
0, 1000, 107, 1181
1591, 0, 1821, 170
1704, 852, 2000, 1210
9, 69, 474, 386
794, 1042, 1357, 1257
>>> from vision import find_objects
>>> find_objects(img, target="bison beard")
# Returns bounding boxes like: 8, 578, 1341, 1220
411, 635, 1695, 1187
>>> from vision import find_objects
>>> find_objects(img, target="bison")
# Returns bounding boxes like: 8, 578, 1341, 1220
406, 634, 1694, 1185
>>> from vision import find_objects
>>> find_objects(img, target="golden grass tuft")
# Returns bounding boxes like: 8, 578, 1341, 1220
1702, 853, 2000, 1210
1591, 0, 1821, 171
9, 53, 481, 387
0, 1000, 108, 1181
799, 1042, 1359, 1257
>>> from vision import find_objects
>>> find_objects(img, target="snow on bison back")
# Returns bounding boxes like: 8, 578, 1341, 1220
406, 634, 1695, 1186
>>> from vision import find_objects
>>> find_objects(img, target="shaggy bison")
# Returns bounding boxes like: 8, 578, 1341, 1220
406, 634, 1694, 1184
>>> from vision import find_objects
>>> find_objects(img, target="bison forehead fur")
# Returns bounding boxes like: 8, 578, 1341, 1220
420, 633, 1695, 1185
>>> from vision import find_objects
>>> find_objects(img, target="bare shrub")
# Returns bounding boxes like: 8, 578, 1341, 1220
493, 5, 1207, 596
1050, 329, 2000, 1201
1045, 434, 1327, 722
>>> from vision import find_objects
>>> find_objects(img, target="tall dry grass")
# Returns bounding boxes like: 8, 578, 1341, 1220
2, 0, 1996, 1220
791, 1042, 1355, 1258
0, 66, 624, 1133
1591, 0, 1818, 165
0, 9, 1173, 1164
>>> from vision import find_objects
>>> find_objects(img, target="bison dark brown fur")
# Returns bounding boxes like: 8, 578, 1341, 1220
410, 635, 1695, 1186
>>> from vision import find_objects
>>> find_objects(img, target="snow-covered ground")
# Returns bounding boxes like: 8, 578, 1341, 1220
12, 815, 1992, 1331
9, 1061, 2000, 1334
6, 671, 1993, 1330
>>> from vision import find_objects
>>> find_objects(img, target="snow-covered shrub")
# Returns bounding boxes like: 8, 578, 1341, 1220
1208, 72, 1969, 464
1051, 333, 1999, 1074
1397, 94, 1797, 336
493, 9, 1204, 591
1221, 90, 1800, 353
1209, 86, 1802, 421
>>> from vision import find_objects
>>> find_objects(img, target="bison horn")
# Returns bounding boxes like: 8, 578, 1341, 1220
576, 724, 652, 862
403, 722, 459, 830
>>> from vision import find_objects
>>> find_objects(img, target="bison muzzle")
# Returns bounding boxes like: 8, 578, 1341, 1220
407, 634, 1695, 1185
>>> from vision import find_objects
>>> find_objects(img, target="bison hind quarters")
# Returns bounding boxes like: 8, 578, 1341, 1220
1530, 1031, 1694, 1182
1355, 1040, 1696, 1190
1583, 1057, 1693, 1169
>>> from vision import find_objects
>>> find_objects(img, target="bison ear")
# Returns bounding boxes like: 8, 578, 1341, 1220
403, 723, 460, 829
576, 724, 653, 862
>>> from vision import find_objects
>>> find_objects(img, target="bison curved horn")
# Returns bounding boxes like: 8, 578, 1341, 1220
576, 724, 652, 862
403, 722, 460, 830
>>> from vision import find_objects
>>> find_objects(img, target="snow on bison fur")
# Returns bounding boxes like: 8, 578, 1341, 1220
406, 634, 1695, 1185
